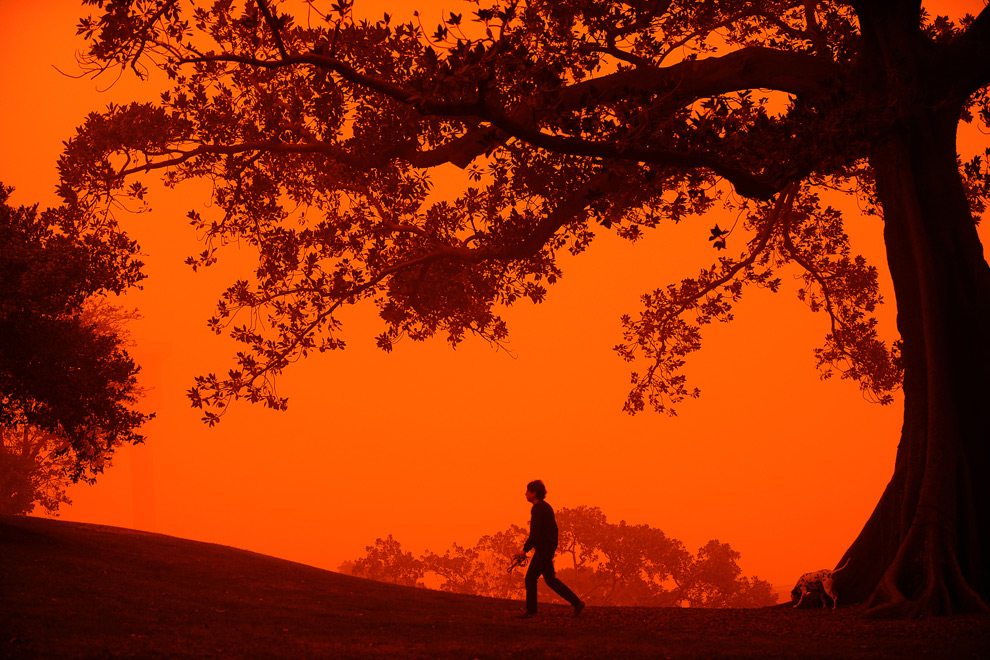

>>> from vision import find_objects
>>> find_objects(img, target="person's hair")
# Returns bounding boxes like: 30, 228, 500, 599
527, 480, 547, 500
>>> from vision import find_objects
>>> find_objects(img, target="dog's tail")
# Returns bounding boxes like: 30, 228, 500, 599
833, 557, 851, 574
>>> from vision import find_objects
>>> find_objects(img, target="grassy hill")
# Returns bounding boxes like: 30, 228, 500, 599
2, 515, 987, 659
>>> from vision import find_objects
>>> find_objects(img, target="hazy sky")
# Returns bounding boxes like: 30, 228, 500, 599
1, 0, 985, 593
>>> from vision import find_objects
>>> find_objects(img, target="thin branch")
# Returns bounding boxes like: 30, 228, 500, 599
655, 10, 753, 65
256, 0, 290, 60
483, 107, 781, 199
755, 10, 805, 42
117, 140, 366, 178
779, 207, 878, 380
639, 183, 798, 380
120, 0, 181, 76
781, 212, 842, 341
181, 52, 435, 109
358, 187, 429, 238
577, 37, 653, 69
484, 169, 620, 260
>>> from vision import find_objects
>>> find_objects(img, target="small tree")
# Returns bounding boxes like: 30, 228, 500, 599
420, 542, 485, 595
0, 300, 143, 516
351, 535, 425, 587
0, 185, 149, 485
679, 540, 776, 608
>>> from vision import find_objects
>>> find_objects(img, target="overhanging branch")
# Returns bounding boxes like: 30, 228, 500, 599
552, 47, 837, 114
182, 44, 835, 198
117, 140, 367, 178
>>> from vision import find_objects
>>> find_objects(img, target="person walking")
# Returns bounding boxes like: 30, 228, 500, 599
514, 479, 585, 618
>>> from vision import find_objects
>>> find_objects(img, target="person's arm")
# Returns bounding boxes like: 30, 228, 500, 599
519, 504, 539, 557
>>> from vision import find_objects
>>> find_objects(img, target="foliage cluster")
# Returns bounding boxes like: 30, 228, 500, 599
342, 505, 777, 608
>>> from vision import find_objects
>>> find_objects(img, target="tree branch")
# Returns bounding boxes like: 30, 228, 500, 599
625, 184, 798, 408
118, 140, 366, 178
483, 107, 781, 199
756, 9, 805, 41
175, 57, 781, 197
477, 169, 620, 261
182, 45, 835, 196
256, 0, 290, 60
781, 210, 843, 340
553, 46, 837, 115
181, 52, 484, 116
115, 0, 181, 76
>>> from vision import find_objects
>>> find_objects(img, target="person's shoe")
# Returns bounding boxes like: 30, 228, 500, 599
573, 601, 585, 617
519, 611, 538, 619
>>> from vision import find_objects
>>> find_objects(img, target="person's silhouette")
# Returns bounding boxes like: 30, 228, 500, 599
514, 480, 584, 618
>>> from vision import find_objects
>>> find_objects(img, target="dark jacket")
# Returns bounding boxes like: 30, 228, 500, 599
524, 500, 559, 554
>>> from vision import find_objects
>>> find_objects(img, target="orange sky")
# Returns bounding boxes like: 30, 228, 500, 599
1, 0, 986, 595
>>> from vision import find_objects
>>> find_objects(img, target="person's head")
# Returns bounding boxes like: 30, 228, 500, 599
526, 479, 547, 502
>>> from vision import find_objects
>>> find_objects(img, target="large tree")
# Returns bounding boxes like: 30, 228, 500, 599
64, 0, 990, 615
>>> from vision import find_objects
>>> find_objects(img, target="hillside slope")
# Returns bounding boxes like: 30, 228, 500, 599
2, 515, 987, 659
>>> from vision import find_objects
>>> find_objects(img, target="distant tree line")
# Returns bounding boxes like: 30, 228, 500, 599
339, 505, 777, 608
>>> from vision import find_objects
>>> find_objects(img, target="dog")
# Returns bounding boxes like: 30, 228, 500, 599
791, 558, 850, 609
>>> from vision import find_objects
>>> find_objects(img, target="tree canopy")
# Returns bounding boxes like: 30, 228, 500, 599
63, 0, 990, 615
65, 0, 981, 419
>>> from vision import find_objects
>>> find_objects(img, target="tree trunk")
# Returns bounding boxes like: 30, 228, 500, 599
832, 10, 990, 615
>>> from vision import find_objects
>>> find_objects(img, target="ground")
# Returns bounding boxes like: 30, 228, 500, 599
1, 515, 987, 659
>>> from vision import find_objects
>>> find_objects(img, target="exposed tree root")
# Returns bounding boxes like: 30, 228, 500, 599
860, 522, 989, 618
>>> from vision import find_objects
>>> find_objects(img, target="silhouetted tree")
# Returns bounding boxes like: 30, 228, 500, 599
678, 540, 777, 608
420, 542, 484, 594
350, 535, 425, 587
0, 185, 149, 485
0, 300, 142, 516
65, 0, 990, 614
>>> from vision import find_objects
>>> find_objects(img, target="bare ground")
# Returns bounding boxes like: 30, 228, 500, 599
2, 515, 987, 659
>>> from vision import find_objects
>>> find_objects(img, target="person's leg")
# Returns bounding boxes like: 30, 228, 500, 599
524, 557, 542, 614
539, 554, 582, 608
